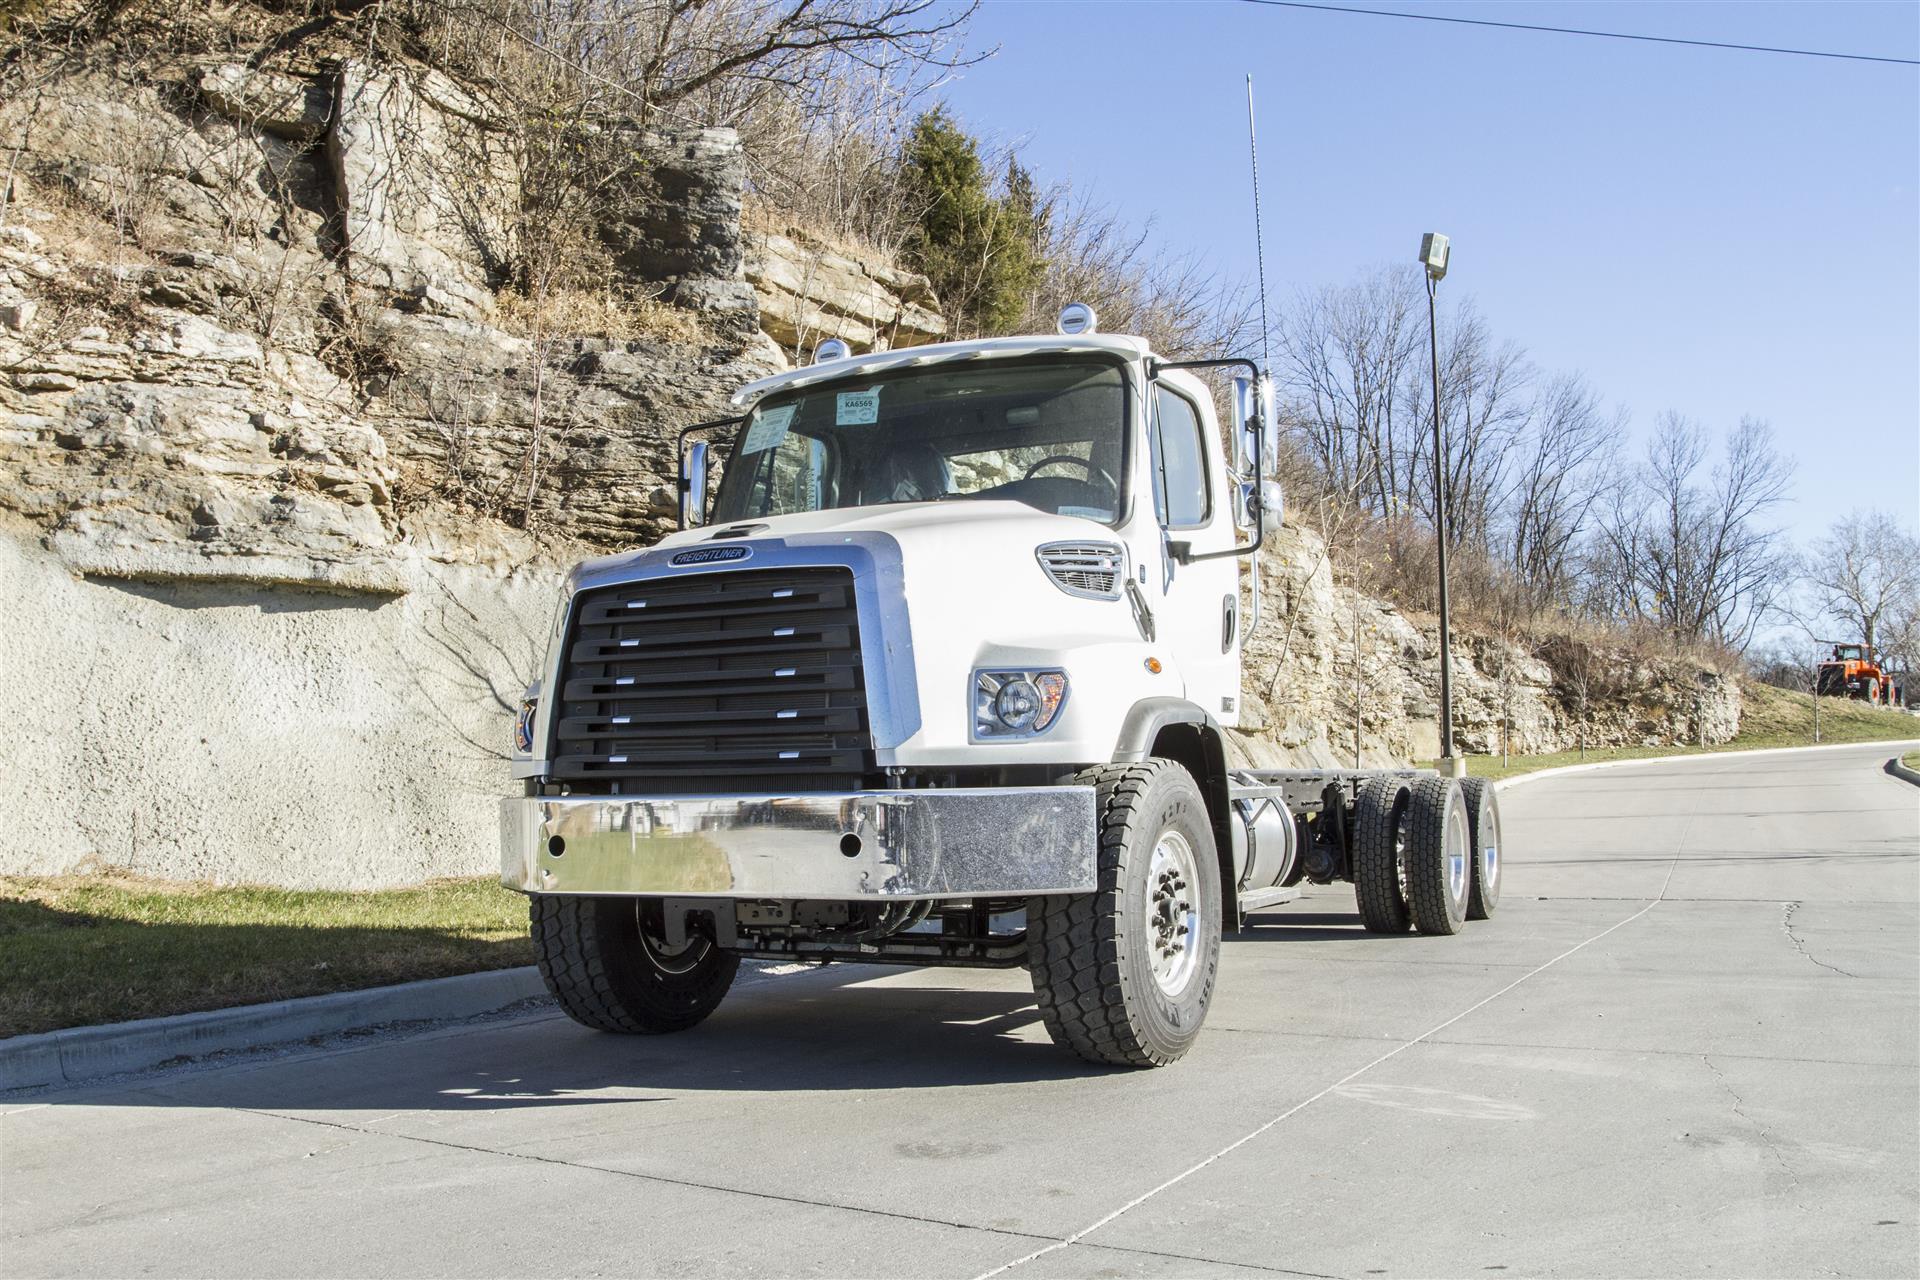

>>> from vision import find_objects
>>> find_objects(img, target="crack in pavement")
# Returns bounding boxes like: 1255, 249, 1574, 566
1781, 901, 1864, 978
971, 896, 1668, 1280
1209, 1024, 1913, 1069
230, 1108, 1341, 1276
1072, 1241, 1339, 1279
234, 1107, 1059, 1246
1700, 1055, 1802, 1190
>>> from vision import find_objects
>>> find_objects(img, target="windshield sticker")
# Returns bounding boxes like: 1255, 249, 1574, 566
835, 389, 880, 426
739, 404, 796, 454
1060, 505, 1110, 521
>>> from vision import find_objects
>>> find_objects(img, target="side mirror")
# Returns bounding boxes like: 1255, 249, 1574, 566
1258, 478, 1284, 529
1236, 479, 1285, 534
1230, 373, 1280, 479
1229, 375, 1256, 476
680, 439, 710, 528
1255, 375, 1278, 478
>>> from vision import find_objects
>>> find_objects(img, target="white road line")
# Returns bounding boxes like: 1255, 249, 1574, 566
972, 897, 1666, 1280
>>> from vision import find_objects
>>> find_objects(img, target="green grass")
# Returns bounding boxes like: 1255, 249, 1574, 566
1442, 681, 1920, 783
1903, 751, 1919, 772
0, 875, 531, 1039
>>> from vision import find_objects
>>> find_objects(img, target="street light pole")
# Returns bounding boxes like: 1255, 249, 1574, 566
1419, 233, 1460, 776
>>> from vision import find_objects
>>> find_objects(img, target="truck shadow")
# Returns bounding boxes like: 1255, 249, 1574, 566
1232, 910, 1383, 942
23, 968, 1118, 1112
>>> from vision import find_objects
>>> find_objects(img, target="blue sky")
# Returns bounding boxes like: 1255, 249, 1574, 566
939, 0, 1919, 551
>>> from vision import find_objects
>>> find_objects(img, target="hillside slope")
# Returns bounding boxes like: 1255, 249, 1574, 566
1, 45, 1741, 886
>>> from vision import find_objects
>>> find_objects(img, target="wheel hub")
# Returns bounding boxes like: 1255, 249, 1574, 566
1483, 810, 1500, 892
1446, 805, 1471, 906
635, 905, 712, 975
1147, 831, 1201, 996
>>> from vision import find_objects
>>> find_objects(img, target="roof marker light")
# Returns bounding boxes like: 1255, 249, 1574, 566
813, 338, 851, 363
1057, 302, 1097, 336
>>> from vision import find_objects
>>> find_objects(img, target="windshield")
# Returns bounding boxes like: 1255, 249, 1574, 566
710, 358, 1129, 525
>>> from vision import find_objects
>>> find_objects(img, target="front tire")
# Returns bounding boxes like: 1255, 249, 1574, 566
1027, 761, 1223, 1067
530, 896, 739, 1034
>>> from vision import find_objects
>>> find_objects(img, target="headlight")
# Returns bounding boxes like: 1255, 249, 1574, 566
513, 696, 539, 756
973, 669, 1068, 739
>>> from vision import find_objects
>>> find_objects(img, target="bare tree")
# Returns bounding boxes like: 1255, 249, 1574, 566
1591, 414, 1793, 650
1801, 510, 1919, 653
414, 0, 981, 122
1273, 268, 1422, 515
1018, 190, 1255, 360
1879, 595, 1919, 680
1504, 372, 1620, 607
1398, 303, 1531, 556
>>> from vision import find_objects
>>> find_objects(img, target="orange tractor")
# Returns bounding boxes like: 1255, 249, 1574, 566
1816, 642, 1899, 706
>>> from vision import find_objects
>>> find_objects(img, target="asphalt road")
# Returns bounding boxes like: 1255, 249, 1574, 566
4, 743, 1917, 1279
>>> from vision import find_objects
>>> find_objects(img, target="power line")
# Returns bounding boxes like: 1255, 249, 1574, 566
1234, 0, 1920, 67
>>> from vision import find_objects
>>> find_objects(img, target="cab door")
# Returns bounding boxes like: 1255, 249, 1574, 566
1147, 380, 1242, 725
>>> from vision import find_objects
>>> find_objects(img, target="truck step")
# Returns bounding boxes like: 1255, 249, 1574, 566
1237, 885, 1299, 912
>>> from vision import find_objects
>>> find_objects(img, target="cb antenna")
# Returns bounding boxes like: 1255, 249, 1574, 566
1246, 74, 1271, 372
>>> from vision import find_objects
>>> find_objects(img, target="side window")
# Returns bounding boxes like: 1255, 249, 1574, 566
1151, 386, 1210, 529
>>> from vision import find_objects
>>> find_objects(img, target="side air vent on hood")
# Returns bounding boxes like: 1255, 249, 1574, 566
1036, 541, 1125, 601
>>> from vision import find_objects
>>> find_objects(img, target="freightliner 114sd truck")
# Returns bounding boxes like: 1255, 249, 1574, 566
501, 306, 1505, 1066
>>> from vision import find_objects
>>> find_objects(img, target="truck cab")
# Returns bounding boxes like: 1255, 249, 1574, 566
501, 313, 1498, 1066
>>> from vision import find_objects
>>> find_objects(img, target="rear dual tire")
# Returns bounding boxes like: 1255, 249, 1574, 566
1458, 777, 1502, 920
1353, 778, 1412, 934
1403, 777, 1471, 935
1353, 776, 1476, 936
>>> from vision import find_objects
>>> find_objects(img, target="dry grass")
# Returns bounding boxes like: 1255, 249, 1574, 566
0, 873, 531, 1039
493, 286, 711, 346
740, 197, 902, 270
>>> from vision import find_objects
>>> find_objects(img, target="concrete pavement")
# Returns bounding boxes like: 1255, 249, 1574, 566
3, 743, 1916, 1278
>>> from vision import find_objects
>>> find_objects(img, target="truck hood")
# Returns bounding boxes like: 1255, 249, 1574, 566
559, 499, 1153, 764
578, 500, 1123, 578
674, 500, 1116, 550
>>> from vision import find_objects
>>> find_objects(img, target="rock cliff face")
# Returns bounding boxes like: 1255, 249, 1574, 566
1226, 524, 1741, 770
0, 57, 790, 590
0, 53, 789, 884
745, 226, 946, 355
0, 51, 1738, 887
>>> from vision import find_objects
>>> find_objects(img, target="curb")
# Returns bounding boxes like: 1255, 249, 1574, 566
1886, 756, 1920, 787
1492, 738, 1920, 792
0, 965, 549, 1093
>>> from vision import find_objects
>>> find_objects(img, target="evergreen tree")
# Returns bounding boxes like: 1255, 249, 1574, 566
901, 108, 1043, 336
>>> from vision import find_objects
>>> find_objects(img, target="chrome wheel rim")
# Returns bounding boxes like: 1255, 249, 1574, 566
1446, 805, 1471, 907
1482, 806, 1501, 895
636, 906, 710, 975
1147, 830, 1201, 996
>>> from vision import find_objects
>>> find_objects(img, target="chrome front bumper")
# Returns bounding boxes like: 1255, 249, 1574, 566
500, 787, 1097, 900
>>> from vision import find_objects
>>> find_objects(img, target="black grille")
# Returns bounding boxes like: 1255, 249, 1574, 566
549, 567, 871, 794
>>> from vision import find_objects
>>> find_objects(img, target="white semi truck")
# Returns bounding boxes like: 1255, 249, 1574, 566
500, 310, 1504, 1067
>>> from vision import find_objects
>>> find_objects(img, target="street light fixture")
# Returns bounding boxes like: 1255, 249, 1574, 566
1420, 232, 1461, 777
